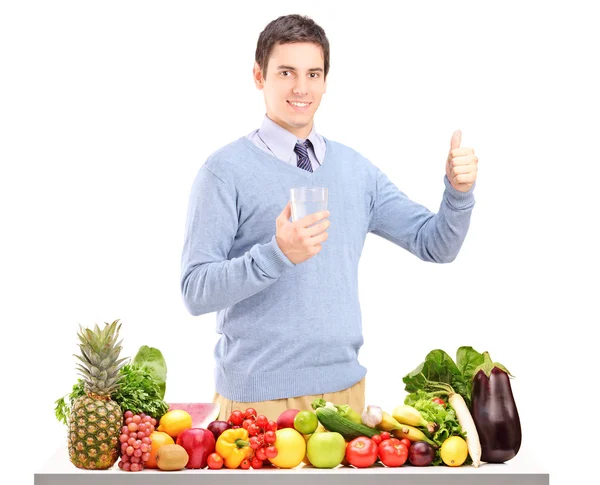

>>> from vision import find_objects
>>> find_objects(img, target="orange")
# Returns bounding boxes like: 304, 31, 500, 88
146, 431, 175, 469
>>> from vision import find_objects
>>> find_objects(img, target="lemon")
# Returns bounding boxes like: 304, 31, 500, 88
157, 410, 193, 439
440, 436, 468, 467
268, 428, 306, 469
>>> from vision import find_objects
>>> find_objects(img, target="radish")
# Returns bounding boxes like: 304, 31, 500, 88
447, 392, 481, 467
416, 378, 482, 467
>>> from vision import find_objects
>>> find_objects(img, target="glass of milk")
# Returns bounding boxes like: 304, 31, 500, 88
290, 187, 328, 222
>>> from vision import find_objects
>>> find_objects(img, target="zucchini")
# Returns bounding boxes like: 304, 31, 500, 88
315, 407, 380, 441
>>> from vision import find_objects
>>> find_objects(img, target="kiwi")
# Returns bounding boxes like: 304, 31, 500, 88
156, 444, 189, 471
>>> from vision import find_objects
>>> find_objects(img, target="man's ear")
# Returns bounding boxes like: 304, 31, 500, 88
253, 62, 264, 90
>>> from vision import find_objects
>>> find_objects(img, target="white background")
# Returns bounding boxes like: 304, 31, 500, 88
2, 1, 598, 484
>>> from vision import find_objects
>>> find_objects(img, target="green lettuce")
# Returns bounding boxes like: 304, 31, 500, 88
132, 345, 167, 399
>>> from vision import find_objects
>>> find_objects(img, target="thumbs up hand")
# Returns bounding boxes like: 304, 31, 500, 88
445, 130, 478, 192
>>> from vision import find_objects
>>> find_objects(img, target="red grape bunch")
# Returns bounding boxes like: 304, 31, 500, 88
228, 408, 278, 469
117, 411, 157, 472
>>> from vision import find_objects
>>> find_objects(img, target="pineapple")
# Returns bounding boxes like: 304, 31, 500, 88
67, 319, 128, 469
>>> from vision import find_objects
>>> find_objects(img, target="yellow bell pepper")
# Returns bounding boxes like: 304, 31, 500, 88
215, 428, 253, 469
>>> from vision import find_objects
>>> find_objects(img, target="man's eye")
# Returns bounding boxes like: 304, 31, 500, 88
281, 71, 291, 77
310, 73, 319, 78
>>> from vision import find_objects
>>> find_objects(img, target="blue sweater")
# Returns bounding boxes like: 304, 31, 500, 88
181, 135, 475, 401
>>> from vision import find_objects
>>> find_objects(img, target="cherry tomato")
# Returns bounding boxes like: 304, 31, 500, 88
229, 410, 244, 426
432, 397, 446, 407
255, 447, 267, 461
240, 458, 251, 469
266, 420, 278, 432
247, 423, 259, 436
207, 453, 224, 469
371, 434, 383, 445
378, 438, 408, 467
249, 436, 261, 449
244, 408, 257, 419
379, 431, 391, 441
264, 431, 276, 445
242, 418, 253, 430
255, 415, 268, 429
399, 438, 412, 450
265, 446, 278, 459
251, 456, 264, 469
345, 436, 378, 468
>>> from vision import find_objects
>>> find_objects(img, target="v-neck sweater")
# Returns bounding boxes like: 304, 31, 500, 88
181, 135, 475, 401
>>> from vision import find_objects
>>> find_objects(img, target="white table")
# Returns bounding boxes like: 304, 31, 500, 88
35, 445, 549, 485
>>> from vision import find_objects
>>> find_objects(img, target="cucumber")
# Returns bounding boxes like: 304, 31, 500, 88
315, 407, 380, 441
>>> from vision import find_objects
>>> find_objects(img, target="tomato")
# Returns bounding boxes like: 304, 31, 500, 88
242, 419, 253, 429
255, 447, 267, 461
379, 431, 391, 441
378, 438, 408, 467
265, 446, 278, 459
251, 456, 264, 469
207, 453, 224, 469
229, 410, 244, 426
399, 438, 412, 450
266, 420, 278, 432
432, 397, 446, 407
371, 434, 382, 445
247, 423, 259, 436
255, 415, 268, 429
346, 436, 378, 468
240, 458, 251, 469
244, 408, 257, 419
264, 431, 277, 445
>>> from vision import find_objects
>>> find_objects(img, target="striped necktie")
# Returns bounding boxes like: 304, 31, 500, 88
294, 140, 313, 172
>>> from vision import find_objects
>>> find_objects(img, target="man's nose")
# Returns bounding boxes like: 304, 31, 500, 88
293, 76, 308, 96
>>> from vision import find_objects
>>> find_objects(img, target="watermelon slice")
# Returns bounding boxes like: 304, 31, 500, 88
167, 403, 221, 429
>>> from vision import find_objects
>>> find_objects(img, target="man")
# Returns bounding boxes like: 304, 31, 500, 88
180, 14, 478, 420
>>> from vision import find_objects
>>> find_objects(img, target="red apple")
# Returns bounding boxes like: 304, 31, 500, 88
176, 428, 216, 469
276, 409, 300, 429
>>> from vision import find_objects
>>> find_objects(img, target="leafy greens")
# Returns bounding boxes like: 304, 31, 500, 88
403, 346, 484, 409
55, 346, 169, 426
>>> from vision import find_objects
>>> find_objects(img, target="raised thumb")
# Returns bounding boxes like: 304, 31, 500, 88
451, 130, 462, 150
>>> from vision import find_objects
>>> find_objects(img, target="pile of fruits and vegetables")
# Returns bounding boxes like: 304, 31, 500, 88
54, 320, 522, 472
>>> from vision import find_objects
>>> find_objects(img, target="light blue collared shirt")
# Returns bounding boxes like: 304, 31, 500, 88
246, 114, 326, 172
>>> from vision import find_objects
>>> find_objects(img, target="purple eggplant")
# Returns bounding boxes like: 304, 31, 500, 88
471, 352, 521, 463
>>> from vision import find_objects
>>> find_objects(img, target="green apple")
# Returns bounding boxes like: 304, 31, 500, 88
306, 431, 346, 468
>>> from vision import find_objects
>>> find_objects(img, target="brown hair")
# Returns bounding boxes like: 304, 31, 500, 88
255, 14, 330, 81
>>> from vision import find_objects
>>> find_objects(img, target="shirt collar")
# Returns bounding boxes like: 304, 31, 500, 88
258, 114, 324, 164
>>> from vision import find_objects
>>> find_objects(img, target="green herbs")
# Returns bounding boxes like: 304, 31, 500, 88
113, 364, 170, 418
55, 345, 170, 426
402, 346, 484, 409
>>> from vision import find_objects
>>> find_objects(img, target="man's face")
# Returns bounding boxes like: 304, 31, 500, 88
253, 42, 327, 139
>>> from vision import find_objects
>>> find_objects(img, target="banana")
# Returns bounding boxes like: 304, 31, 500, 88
392, 425, 437, 448
375, 412, 403, 432
393, 404, 439, 434
392, 404, 428, 427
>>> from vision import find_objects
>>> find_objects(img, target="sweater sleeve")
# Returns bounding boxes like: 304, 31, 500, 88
180, 165, 295, 316
368, 167, 475, 263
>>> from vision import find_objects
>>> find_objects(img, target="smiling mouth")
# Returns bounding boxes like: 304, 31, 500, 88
287, 100, 311, 109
